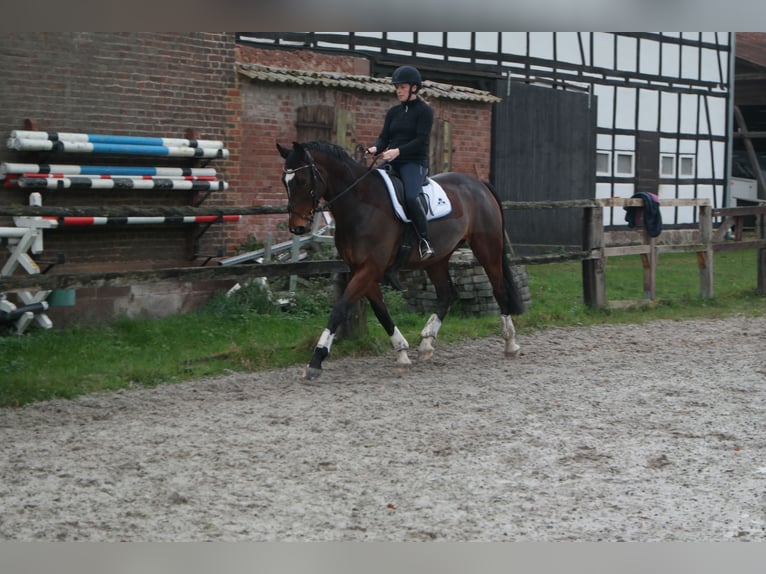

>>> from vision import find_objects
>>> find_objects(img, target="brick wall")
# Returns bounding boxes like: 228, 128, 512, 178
0, 33, 241, 324
233, 44, 495, 248
0, 37, 496, 326
1, 32, 239, 269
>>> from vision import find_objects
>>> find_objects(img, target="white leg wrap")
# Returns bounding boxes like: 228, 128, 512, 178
420, 313, 442, 339
389, 326, 409, 352
390, 327, 411, 365
417, 314, 441, 362
316, 328, 335, 354
501, 315, 521, 357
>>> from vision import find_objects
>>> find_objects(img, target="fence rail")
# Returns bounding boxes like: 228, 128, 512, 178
1, 198, 764, 307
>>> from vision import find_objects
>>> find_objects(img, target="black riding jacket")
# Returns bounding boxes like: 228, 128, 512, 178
373, 97, 433, 168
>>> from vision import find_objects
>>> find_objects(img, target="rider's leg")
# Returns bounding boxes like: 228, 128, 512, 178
399, 162, 434, 260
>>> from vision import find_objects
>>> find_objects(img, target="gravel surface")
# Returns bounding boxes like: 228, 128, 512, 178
1, 314, 765, 541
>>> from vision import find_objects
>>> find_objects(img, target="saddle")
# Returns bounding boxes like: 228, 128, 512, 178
376, 168, 451, 223
375, 168, 452, 291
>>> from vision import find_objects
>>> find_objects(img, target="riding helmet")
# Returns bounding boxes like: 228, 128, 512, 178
391, 65, 423, 90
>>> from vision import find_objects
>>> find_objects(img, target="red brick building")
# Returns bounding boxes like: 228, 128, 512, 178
0, 34, 499, 325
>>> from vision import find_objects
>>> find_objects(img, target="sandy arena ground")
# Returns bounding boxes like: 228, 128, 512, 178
1, 314, 765, 541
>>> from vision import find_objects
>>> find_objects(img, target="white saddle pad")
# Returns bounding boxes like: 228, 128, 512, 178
376, 169, 452, 222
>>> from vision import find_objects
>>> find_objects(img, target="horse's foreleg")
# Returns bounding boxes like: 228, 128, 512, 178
502, 314, 521, 358
305, 302, 346, 380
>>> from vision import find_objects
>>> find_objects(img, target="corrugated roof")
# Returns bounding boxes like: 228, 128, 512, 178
237, 63, 502, 104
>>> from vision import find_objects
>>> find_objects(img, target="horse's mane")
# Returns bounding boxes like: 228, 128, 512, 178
303, 140, 364, 169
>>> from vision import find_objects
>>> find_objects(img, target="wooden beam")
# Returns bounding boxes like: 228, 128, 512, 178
0, 205, 288, 217
733, 105, 766, 200
0, 260, 350, 293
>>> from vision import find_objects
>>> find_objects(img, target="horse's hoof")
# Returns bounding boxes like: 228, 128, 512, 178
418, 349, 434, 362
304, 366, 323, 380
505, 347, 521, 359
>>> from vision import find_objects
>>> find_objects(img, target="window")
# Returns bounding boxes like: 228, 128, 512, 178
659, 154, 696, 178
596, 151, 611, 175
615, 152, 634, 176
660, 154, 675, 177
679, 155, 695, 177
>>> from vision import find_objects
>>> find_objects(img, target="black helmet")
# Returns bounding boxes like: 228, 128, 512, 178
391, 65, 422, 89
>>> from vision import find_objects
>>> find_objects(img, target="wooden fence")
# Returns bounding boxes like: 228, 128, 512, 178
505, 197, 766, 308
1, 198, 765, 309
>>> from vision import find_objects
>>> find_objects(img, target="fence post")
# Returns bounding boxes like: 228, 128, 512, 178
698, 204, 714, 299
582, 205, 606, 308
641, 233, 657, 300
758, 211, 766, 296
289, 235, 300, 292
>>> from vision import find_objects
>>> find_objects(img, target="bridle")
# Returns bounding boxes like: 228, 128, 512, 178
283, 150, 325, 227
283, 147, 381, 226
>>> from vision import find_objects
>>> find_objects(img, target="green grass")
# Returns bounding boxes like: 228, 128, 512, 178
1, 249, 764, 407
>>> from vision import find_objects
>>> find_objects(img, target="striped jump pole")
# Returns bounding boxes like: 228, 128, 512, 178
7, 138, 230, 159
10, 130, 225, 149
20, 174, 217, 181
41, 215, 241, 226
17, 177, 228, 191
1, 162, 218, 177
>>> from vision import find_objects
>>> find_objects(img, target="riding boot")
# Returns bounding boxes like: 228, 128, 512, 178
410, 201, 434, 260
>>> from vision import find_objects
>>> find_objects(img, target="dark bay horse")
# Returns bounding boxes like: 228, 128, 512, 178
277, 140, 524, 380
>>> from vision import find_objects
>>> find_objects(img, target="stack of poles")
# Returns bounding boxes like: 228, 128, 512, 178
7, 130, 229, 158
2, 130, 239, 226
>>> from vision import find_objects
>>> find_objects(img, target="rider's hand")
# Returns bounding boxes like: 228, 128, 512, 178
380, 148, 400, 162
366, 146, 377, 156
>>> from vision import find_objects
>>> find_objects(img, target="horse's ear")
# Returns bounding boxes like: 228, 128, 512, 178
276, 143, 290, 159
292, 141, 311, 162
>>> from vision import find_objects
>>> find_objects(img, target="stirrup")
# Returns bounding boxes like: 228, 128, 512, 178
419, 239, 435, 260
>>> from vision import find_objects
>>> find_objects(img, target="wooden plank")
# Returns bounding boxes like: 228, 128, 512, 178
499, 198, 710, 210
0, 205, 288, 217
712, 239, 766, 252
501, 199, 600, 210
712, 206, 766, 217
657, 243, 707, 253
599, 198, 710, 208
0, 259, 350, 293
513, 251, 591, 264
604, 245, 651, 256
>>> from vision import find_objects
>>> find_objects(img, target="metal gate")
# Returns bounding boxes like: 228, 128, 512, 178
492, 82, 597, 254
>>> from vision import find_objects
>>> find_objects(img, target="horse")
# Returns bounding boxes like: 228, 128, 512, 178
277, 140, 525, 380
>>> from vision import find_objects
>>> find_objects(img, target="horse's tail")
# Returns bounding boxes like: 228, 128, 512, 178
484, 180, 527, 316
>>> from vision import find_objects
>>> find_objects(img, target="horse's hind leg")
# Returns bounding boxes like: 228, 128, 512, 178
501, 314, 521, 358
368, 284, 412, 366
418, 262, 457, 362
470, 237, 522, 358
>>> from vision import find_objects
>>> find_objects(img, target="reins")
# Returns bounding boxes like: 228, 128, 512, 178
321, 153, 382, 209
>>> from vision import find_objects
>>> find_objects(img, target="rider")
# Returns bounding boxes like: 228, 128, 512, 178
367, 65, 435, 260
